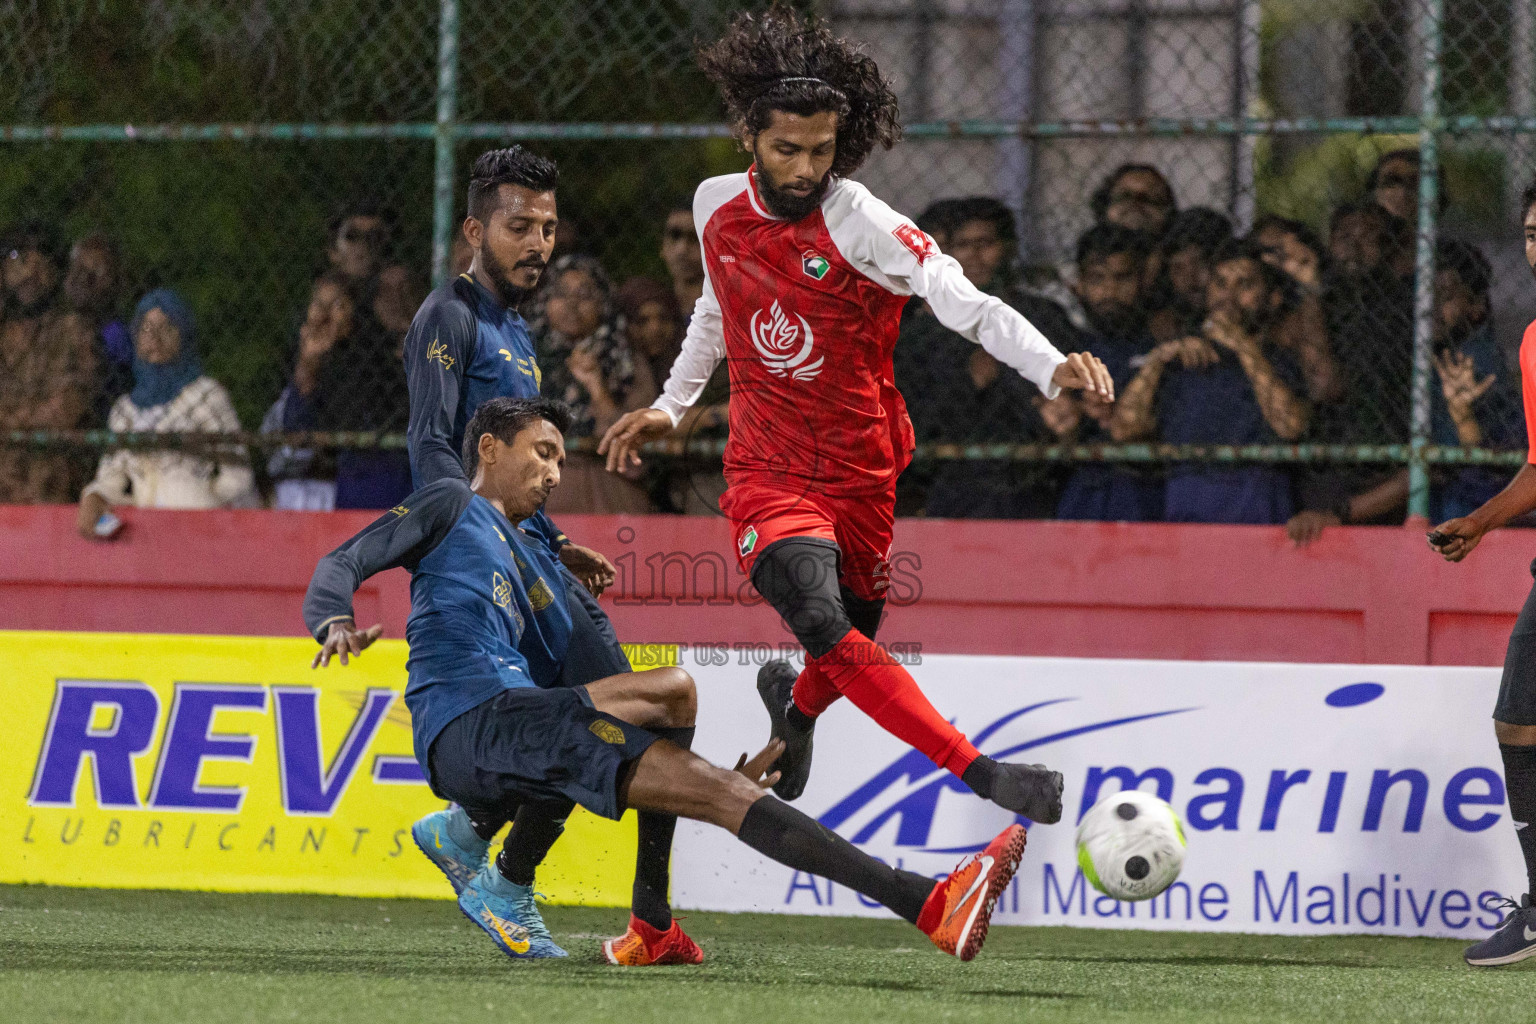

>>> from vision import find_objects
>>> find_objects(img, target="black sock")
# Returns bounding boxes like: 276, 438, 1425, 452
961, 755, 1000, 800
496, 801, 570, 887
1501, 744, 1536, 895
786, 702, 816, 731
632, 726, 694, 931
737, 796, 933, 925
466, 806, 510, 843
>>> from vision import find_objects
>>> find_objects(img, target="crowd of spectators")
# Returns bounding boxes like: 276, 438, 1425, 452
0, 148, 1523, 539
894, 150, 1524, 541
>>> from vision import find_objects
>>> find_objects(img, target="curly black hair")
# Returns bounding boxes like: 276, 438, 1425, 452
698, 4, 902, 178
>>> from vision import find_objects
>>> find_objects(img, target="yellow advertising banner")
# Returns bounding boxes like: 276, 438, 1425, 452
0, 630, 675, 903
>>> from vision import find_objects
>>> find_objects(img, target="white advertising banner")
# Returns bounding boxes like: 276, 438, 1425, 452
672, 655, 1521, 939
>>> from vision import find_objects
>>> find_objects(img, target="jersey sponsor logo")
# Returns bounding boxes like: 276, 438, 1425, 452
718, 254, 737, 263
802, 251, 831, 281
527, 577, 554, 612
426, 336, 455, 370
589, 720, 626, 745
739, 525, 758, 556
748, 300, 824, 382
893, 223, 939, 264
388, 505, 409, 517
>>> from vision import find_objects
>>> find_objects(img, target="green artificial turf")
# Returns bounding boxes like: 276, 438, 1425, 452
0, 884, 1529, 1023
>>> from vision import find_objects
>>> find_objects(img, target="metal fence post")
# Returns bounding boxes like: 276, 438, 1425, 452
1407, 0, 1443, 521
431, 0, 461, 288
997, 0, 1035, 260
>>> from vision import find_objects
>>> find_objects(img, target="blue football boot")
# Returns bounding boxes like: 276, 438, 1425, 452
457, 863, 568, 959
411, 807, 489, 894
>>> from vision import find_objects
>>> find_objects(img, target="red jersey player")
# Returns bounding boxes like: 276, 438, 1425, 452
600, 7, 1112, 825
1430, 180, 1536, 966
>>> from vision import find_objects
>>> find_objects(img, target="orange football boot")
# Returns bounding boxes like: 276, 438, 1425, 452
918, 823, 1027, 961
602, 913, 704, 966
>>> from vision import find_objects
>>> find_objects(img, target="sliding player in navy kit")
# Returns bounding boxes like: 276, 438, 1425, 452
305, 397, 1029, 964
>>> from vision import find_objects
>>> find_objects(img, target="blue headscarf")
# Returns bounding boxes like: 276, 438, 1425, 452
129, 289, 203, 409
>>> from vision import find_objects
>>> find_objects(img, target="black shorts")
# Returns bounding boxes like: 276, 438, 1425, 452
427, 686, 658, 821
1496, 560, 1536, 726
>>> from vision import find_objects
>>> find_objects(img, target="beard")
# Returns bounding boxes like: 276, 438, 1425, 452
480, 243, 543, 308
752, 155, 830, 221
1083, 301, 1143, 339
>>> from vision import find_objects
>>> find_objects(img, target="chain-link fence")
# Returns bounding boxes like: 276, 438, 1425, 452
1, 0, 1531, 524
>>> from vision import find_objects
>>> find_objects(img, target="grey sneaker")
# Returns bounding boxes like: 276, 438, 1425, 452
756, 660, 815, 800
1465, 894, 1536, 966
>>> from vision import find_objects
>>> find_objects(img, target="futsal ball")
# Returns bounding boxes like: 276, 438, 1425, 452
1075, 789, 1186, 901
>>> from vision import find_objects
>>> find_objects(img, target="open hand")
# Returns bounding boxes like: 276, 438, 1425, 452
1051, 351, 1114, 401
560, 543, 617, 597
1434, 350, 1496, 412
733, 739, 785, 789
312, 619, 383, 668
597, 407, 673, 473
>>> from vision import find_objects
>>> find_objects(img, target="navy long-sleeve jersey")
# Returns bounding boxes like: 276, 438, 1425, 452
303, 478, 573, 781
403, 272, 568, 550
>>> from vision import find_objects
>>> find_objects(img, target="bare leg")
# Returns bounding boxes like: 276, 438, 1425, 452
1496, 722, 1536, 746
620, 737, 769, 832
585, 666, 697, 731
586, 665, 935, 923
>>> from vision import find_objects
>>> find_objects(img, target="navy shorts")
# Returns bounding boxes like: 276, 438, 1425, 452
428, 685, 658, 821
1496, 561, 1536, 726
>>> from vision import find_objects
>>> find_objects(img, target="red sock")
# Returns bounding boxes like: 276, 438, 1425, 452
813, 630, 981, 777
792, 661, 842, 717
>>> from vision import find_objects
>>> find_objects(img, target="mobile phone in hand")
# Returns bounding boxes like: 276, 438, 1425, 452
93, 512, 124, 539
1426, 530, 1451, 550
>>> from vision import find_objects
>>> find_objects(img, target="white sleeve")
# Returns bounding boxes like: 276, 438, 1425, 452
651, 266, 725, 428
829, 185, 1068, 399
83, 397, 134, 504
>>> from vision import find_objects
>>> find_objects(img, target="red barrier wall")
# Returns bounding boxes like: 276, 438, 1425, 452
2, 504, 1532, 665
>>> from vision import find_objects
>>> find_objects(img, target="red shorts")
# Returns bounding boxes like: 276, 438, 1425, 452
719, 478, 896, 602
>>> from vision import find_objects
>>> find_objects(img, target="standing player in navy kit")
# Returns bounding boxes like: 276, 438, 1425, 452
401, 147, 698, 964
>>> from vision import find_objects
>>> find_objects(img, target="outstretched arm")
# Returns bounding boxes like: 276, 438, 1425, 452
651, 273, 727, 426
830, 188, 1114, 401
303, 479, 473, 658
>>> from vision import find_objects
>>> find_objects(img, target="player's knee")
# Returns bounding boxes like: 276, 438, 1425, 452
649, 665, 697, 725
